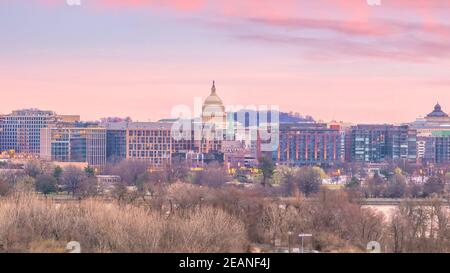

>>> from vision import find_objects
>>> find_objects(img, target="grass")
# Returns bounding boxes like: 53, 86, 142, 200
0, 193, 248, 253
322, 184, 344, 190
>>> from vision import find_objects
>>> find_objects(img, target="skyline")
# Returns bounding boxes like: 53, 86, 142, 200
0, 97, 446, 125
2, 1, 450, 123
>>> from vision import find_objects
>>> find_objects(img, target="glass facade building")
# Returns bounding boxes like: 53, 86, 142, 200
105, 122, 128, 162
105, 121, 223, 167
40, 127, 107, 168
346, 125, 417, 163
421, 131, 450, 164
0, 109, 58, 155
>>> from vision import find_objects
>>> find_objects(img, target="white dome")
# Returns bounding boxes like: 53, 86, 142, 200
202, 81, 225, 112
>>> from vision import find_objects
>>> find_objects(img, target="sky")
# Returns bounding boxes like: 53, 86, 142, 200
1, 0, 450, 123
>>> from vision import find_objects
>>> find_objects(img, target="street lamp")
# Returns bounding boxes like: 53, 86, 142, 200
287, 231, 293, 253
298, 233, 312, 253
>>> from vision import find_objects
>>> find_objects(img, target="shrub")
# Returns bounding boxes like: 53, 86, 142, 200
0, 193, 248, 253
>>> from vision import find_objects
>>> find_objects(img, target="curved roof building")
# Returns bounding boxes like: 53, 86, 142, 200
202, 81, 226, 128
426, 103, 450, 121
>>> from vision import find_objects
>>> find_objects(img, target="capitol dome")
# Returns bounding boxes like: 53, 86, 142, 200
202, 81, 226, 128
202, 81, 225, 112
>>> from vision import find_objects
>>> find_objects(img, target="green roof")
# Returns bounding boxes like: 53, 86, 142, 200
432, 130, 450, 137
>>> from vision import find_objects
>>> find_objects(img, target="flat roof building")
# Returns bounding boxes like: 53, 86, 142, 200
346, 124, 417, 163
274, 123, 341, 166
40, 127, 107, 168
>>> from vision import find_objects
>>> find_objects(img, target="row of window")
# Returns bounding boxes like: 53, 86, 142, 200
128, 130, 170, 137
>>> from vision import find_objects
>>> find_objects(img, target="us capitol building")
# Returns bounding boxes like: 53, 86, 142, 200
201, 81, 226, 130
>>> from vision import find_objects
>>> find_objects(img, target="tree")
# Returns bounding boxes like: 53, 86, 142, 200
135, 172, 149, 193
24, 160, 44, 178
394, 167, 403, 175
345, 177, 361, 189
408, 183, 423, 198
53, 166, 63, 182
423, 176, 445, 197
15, 175, 36, 193
388, 199, 450, 252
234, 168, 249, 183
296, 166, 323, 196
193, 162, 229, 188
162, 158, 189, 183
35, 174, 57, 195
258, 157, 275, 187
105, 160, 148, 186
0, 173, 14, 196
365, 173, 386, 198
61, 166, 88, 196
84, 166, 96, 177
444, 172, 450, 183
384, 173, 407, 198
112, 180, 128, 201
279, 166, 324, 197
77, 177, 98, 197
279, 170, 298, 196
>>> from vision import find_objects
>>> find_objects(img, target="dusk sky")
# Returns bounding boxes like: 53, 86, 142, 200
2, 0, 450, 123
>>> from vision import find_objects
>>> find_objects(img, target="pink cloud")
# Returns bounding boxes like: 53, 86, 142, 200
11, 0, 450, 62
21, 0, 450, 27
90, 0, 205, 11
248, 18, 407, 37
237, 30, 450, 62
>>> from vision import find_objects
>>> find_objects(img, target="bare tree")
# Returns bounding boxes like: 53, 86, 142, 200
296, 167, 323, 196
423, 176, 445, 197
77, 177, 99, 197
162, 158, 189, 183
35, 174, 57, 195
0, 173, 14, 196
61, 166, 87, 197
364, 173, 386, 198
193, 162, 229, 188
23, 160, 44, 178
105, 160, 149, 186
384, 173, 407, 198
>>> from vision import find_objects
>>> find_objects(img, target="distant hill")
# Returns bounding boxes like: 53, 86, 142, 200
230, 110, 314, 127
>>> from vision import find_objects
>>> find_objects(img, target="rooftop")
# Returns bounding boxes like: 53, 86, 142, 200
426, 103, 449, 118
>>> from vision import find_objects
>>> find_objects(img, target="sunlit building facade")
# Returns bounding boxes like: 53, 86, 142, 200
40, 127, 107, 168
105, 122, 128, 162
347, 124, 417, 163
126, 122, 176, 166
0, 109, 80, 156
410, 103, 450, 163
274, 123, 341, 165
420, 131, 450, 164
0, 109, 58, 155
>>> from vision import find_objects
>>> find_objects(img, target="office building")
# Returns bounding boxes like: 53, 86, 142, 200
40, 127, 107, 168
0, 109, 80, 156
105, 122, 128, 162
274, 123, 341, 165
329, 121, 353, 161
419, 131, 450, 164
0, 109, 58, 155
126, 122, 179, 166
347, 124, 417, 163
